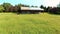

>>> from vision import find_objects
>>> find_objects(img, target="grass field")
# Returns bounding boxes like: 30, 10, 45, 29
0, 13, 60, 34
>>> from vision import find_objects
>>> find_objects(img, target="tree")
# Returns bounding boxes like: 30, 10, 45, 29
40, 5, 46, 12
23, 5, 29, 7
31, 5, 35, 7
57, 3, 60, 7
47, 3, 60, 14
16, 4, 21, 14
19, 4, 30, 7
40, 5, 44, 9
0, 5, 4, 12
31, 5, 38, 8
34, 6, 38, 8
2, 3, 12, 12
46, 6, 52, 12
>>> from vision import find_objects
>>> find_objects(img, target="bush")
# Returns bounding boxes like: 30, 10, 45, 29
0, 5, 4, 12
48, 7, 60, 14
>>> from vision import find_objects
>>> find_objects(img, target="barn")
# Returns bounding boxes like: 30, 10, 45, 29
21, 7, 44, 14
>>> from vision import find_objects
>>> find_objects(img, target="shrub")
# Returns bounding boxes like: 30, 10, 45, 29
48, 7, 60, 14
0, 5, 4, 12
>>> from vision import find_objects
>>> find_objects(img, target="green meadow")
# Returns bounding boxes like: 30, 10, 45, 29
0, 13, 60, 34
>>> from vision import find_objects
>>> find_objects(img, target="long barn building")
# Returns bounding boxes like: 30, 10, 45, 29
21, 7, 44, 14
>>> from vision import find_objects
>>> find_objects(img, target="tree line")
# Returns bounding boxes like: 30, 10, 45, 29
0, 3, 39, 14
0, 3, 60, 14
40, 4, 60, 14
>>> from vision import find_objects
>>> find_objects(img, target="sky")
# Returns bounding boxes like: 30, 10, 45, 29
0, 0, 60, 7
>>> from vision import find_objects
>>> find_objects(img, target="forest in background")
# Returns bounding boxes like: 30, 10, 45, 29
0, 3, 60, 14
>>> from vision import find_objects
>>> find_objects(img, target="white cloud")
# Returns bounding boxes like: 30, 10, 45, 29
44, 0, 60, 7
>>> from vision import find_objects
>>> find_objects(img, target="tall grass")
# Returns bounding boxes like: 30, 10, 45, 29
0, 13, 60, 34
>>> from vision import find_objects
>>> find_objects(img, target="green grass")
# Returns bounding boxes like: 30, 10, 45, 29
0, 13, 60, 34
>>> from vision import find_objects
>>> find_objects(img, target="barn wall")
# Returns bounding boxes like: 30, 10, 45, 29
21, 10, 44, 14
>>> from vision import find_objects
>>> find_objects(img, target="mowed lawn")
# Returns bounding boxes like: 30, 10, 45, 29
0, 13, 60, 34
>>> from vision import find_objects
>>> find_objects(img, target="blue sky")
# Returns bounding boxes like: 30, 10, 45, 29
0, 0, 60, 7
